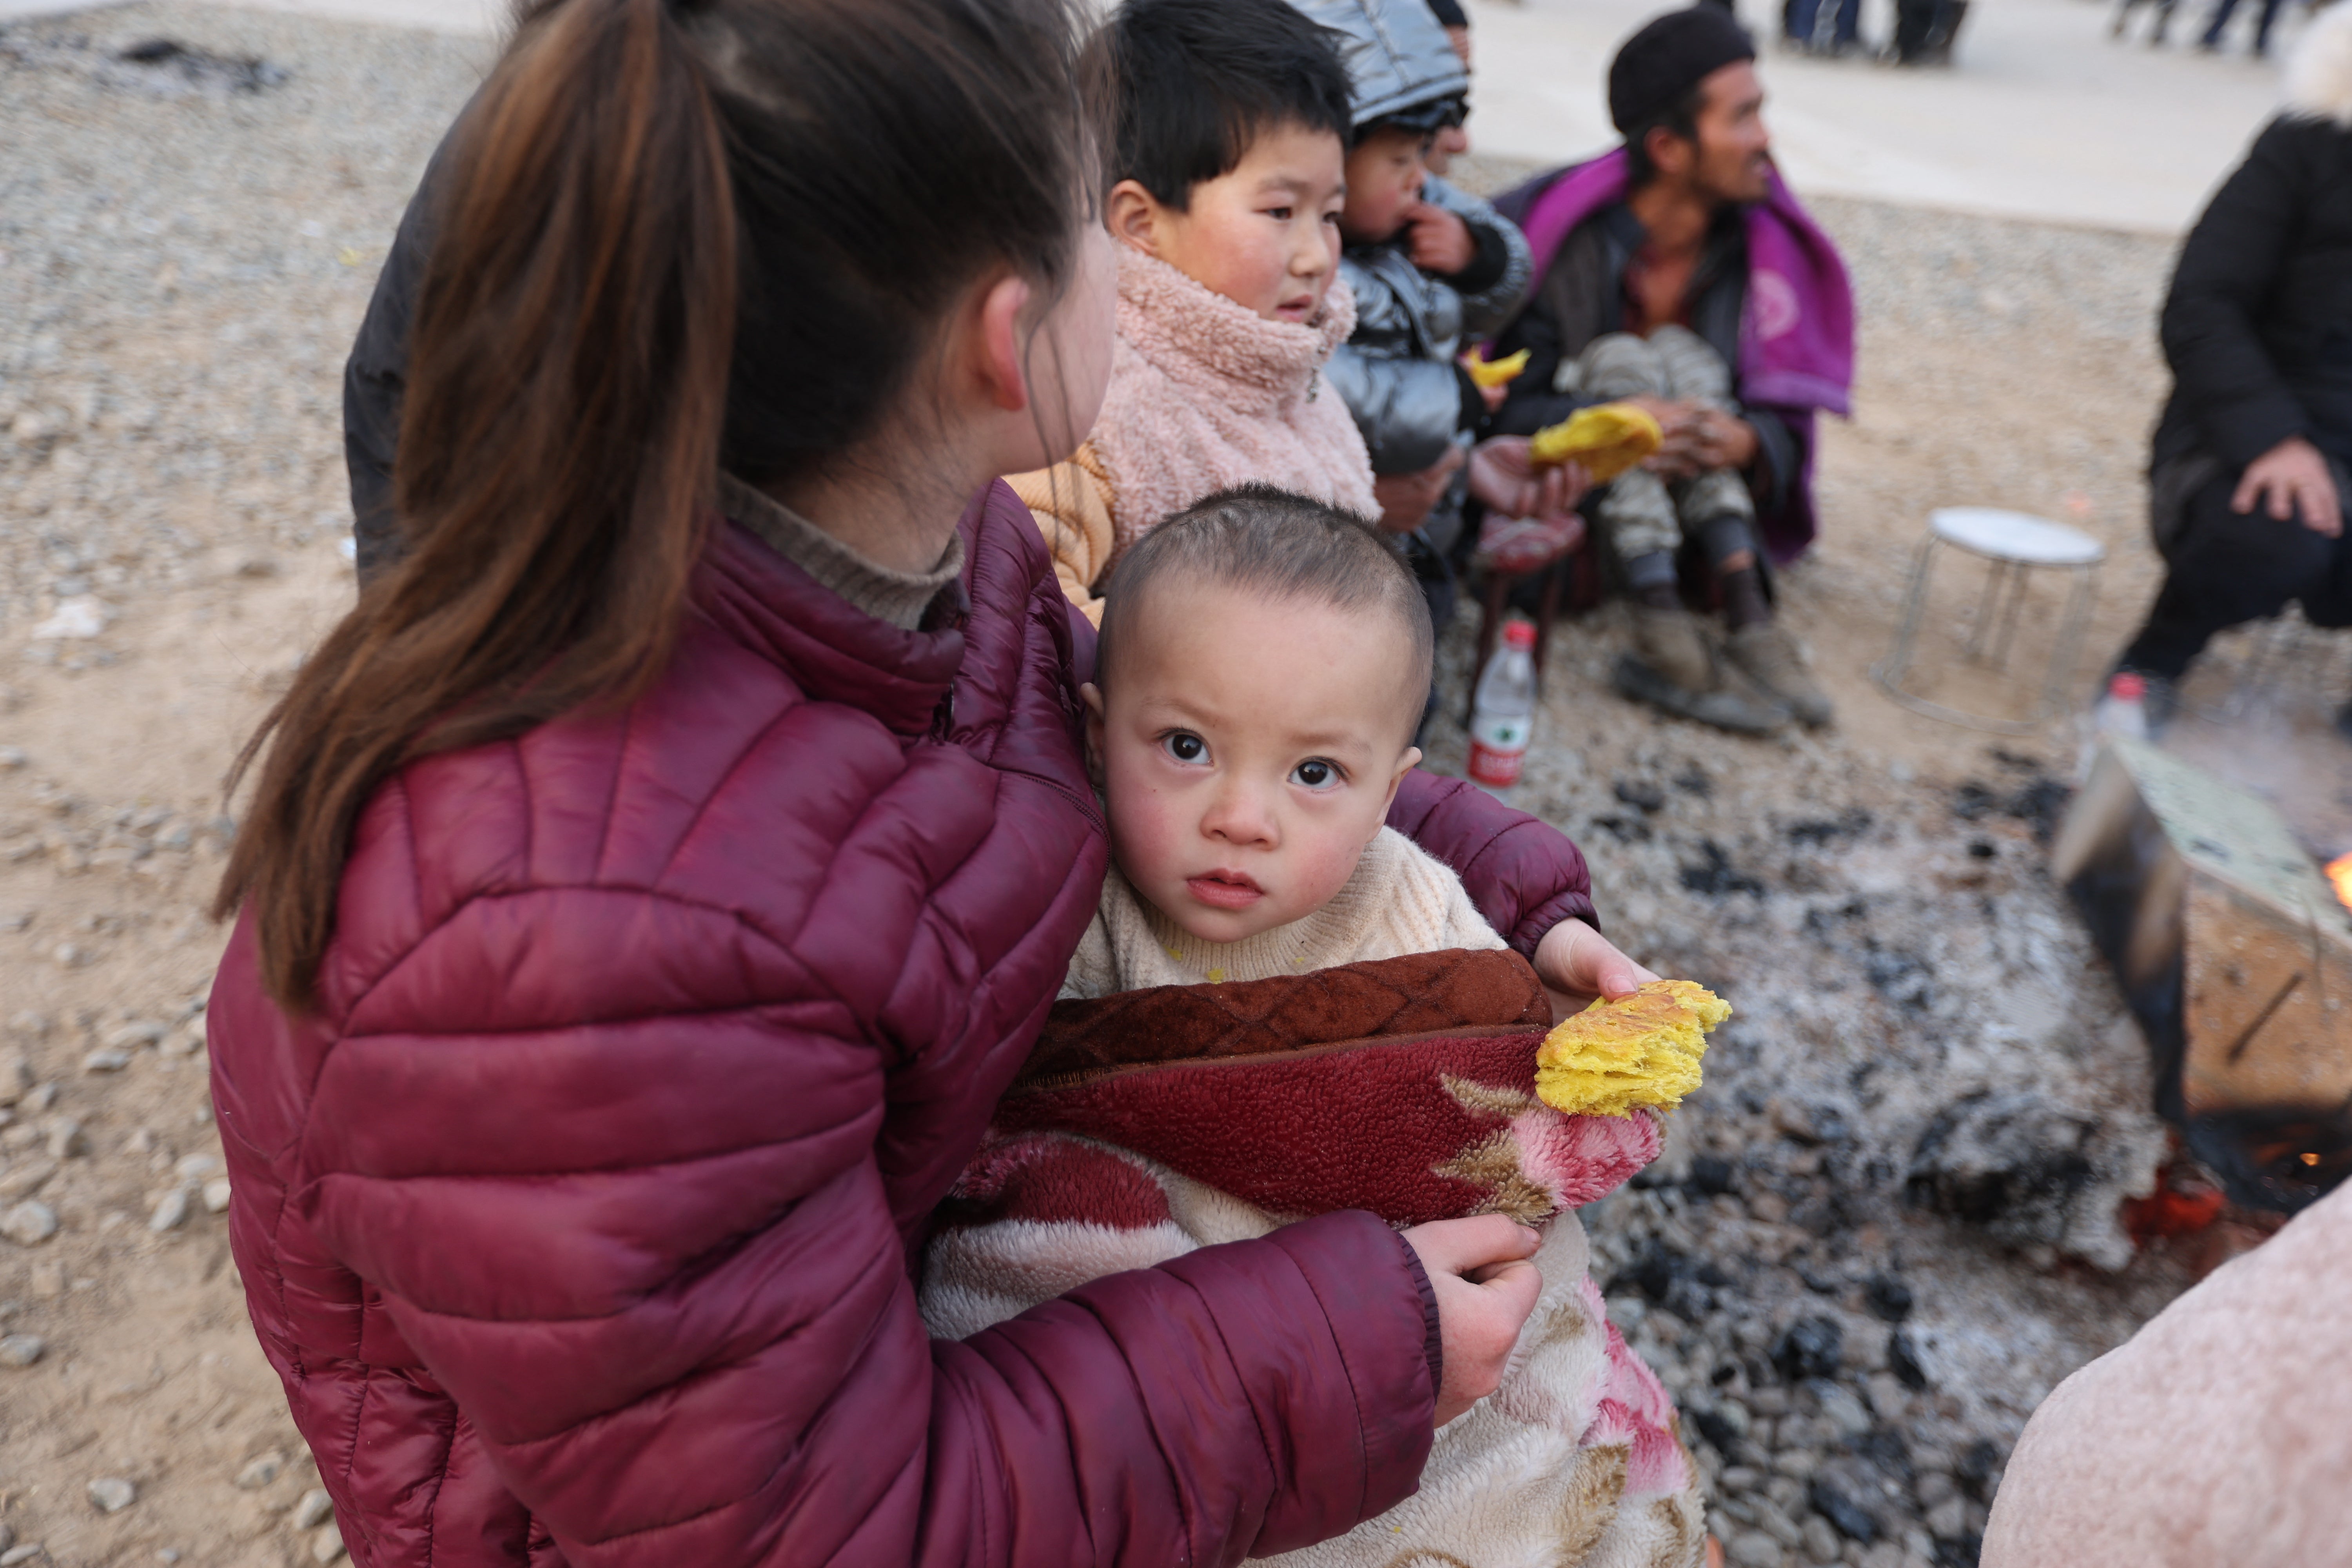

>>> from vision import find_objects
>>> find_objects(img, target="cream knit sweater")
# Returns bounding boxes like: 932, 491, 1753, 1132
1062, 826, 1506, 998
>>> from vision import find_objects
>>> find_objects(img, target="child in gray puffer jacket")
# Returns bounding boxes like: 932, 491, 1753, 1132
1291, 0, 1539, 666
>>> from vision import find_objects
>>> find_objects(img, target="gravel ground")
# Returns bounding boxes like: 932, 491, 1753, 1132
0, 17, 2330, 1568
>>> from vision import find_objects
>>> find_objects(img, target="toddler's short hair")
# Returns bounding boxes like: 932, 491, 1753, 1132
1107, 0, 1353, 211
1096, 485, 1434, 733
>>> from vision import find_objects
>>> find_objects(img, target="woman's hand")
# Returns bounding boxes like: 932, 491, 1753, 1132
1533, 916, 1659, 1022
1401, 1214, 1544, 1426
2233, 435, 2343, 537
1468, 436, 1590, 521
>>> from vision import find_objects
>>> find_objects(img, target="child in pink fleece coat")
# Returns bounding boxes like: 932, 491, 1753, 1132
1008, 0, 1376, 624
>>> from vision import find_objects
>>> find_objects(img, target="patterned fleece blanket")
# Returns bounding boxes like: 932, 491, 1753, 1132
921, 949, 1706, 1568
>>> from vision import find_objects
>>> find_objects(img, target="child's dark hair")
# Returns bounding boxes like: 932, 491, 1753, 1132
1096, 485, 1434, 731
1108, 0, 1352, 210
218, 0, 1103, 1009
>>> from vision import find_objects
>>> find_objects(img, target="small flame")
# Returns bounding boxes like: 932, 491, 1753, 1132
2330, 851, 2352, 914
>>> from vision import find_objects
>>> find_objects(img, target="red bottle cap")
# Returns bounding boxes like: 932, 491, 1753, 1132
2109, 672, 2145, 701
1503, 620, 1536, 650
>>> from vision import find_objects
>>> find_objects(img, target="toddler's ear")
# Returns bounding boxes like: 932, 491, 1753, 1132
1375, 744, 1424, 835
1079, 682, 1108, 790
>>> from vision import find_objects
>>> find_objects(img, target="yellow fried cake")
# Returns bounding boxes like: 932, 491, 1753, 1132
1464, 347, 1530, 390
1527, 402, 1663, 483
1535, 978, 1728, 1118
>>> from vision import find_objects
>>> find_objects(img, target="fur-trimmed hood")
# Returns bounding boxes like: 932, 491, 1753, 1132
2287, 0, 2352, 127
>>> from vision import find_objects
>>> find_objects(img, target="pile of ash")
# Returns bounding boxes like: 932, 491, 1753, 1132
1485, 728, 2194, 1568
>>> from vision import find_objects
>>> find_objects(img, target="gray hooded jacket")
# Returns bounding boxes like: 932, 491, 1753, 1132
1289, 0, 1532, 554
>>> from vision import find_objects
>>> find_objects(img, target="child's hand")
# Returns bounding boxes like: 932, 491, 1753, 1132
1401, 1214, 1544, 1426
1401, 201, 1477, 276
1533, 916, 1660, 1022
1373, 445, 1466, 534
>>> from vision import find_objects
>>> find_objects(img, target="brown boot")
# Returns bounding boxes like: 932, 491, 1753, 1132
1617, 605, 1789, 735
1629, 602, 1713, 691
1726, 621, 1834, 728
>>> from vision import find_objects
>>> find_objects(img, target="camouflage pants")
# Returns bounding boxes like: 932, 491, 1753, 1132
1572, 326, 1754, 565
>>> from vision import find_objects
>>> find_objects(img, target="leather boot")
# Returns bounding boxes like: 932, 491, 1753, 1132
1726, 622, 1834, 728
1615, 605, 1790, 735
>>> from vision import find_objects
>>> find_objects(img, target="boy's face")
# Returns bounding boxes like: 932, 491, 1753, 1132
1084, 578, 1424, 946
1339, 127, 1430, 245
1110, 120, 1345, 324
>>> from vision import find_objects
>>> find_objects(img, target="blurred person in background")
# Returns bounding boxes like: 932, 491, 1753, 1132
2198, 0, 2292, 54
2109, 2, 2352, 742
1485, 6, 1853, 735
1301, 0, 1575, 730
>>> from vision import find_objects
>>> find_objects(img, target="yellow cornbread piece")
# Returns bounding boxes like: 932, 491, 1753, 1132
1527, 402, 1663, 483
1465, 347, 1530, 390
1534, 978, 1728, 1118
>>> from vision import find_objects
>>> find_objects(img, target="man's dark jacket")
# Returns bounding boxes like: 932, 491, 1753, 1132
2154, 111, 2352, 477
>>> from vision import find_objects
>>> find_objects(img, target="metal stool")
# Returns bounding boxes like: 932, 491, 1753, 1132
1871, 506, 2105, 734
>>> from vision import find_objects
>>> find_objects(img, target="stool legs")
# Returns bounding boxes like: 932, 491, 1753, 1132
1872, 537, 2101, 734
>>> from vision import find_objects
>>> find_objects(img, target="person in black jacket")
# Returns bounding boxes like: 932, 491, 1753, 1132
2112, 9, 2352, 740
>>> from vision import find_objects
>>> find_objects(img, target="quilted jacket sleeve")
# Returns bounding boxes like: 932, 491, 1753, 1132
301, 883, 1436, 1568
1389, 770, 1597, 955
2160, 116, 2314, 470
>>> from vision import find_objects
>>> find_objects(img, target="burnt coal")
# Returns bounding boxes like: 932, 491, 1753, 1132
1688, 1405, 1744, 1457
1908, 1092, 2098, 1249
1955, 1438, 2005, 1501
1967, 838, 1998, 859
1679, 839, 1764, 897
1951, 775, 2072, 844
1588, 813, 1653, 844
111, 37, 288, 92
1864, 1274, 1916, 1323
1934, 1533, 1985, 1568
1613, 779, 1667, 813
1773, 1314, 1844, 1382
1787, 808, 1875, 846
1809, 1475, 1883, 1543
1686, 1153, 1737, 1195
1863, 941, 1938, 1012
1888, 1327, 1931, 1390
1610, 1238, 1733, 1322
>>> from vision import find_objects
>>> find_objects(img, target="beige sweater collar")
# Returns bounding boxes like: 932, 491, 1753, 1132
1127, 828, 1407, 986
718, 474, 965, 632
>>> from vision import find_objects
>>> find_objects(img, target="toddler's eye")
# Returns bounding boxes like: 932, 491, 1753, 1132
1267, 205, 1294, 221
1163, 731, 1208, 764
1291, 759, 1340, 789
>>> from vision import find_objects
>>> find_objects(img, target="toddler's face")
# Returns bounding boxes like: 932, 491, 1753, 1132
1116, 120, 1345, 324
1085, 580, 1423, 946
1339, 126, 1430, 245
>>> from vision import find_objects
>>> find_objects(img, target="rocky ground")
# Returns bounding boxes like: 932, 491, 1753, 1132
2, 9, 2345, 1568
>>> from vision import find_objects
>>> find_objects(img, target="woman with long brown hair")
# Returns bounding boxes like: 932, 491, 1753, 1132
207, 0, 1651, 1562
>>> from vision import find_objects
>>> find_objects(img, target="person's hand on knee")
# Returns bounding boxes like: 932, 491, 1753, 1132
2232, 435, 2343, 538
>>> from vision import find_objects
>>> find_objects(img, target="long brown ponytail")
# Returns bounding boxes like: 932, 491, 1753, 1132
218, 0, 1101, 1010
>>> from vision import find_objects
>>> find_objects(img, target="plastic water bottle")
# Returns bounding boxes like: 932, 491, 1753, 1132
2077, 671, 2149, 779
1467, 620, 1538, 796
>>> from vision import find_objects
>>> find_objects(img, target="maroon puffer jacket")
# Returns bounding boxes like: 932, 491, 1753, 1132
207, 480, 1599, 1568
